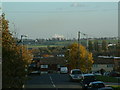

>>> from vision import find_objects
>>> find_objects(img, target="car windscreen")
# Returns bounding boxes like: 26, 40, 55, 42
82, 76, 96, 84
84, 76, 95, 80
72, 71, 82, 74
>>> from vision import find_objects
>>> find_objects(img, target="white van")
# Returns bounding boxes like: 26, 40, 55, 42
60, 67, 68, 74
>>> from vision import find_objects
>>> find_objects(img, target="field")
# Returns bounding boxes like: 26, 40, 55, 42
27, 39, 118, 48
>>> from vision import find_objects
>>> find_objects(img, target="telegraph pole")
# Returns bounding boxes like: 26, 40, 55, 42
77, 31, 80, 69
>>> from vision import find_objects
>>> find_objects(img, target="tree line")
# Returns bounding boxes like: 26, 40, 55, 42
88, 40, 120, 57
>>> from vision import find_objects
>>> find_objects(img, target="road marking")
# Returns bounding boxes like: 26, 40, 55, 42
49, 75, 56, 88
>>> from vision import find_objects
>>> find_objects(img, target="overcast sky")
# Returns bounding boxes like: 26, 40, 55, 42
2, 2, 118, 39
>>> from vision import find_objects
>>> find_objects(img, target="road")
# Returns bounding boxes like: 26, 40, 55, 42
24, 73, 82, 90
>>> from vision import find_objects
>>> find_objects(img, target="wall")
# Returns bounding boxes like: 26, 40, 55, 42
92, 64, 114, 72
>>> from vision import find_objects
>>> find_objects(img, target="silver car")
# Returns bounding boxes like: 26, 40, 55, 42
69, 69, 83, 81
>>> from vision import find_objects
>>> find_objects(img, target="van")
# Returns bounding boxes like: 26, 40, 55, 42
60, 67, 68, 74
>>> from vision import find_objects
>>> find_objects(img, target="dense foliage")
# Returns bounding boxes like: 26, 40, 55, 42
2, 13, 32, 88
66, 43, 94, 73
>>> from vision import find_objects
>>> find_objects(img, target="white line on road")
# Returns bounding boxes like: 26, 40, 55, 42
49, 75, 56, 88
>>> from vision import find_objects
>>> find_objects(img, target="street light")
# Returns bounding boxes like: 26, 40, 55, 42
81, 32, 89, 73
21, 35, 27, 44
20, 35, 28, 76
77, 31, 80, 69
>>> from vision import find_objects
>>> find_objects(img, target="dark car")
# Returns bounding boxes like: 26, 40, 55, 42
109, 71, 120, 77
81, 74, 97, 90
87, 81, 113, 90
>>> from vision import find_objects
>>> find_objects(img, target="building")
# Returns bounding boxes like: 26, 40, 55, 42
39, 57, 66, 73
113, 57, 120, 71
92, 56, 114, 72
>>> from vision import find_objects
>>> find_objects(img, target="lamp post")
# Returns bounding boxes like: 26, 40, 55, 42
81, 32, 89, 73
20, 35, 28, 77
77, 31, 80, 69
20, 35, 27, 58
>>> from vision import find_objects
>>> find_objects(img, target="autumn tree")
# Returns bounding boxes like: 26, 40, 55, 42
65, 43, 94, 73
2, 13, 32, 88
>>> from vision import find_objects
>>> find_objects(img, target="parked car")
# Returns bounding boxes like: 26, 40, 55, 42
87, 81, 113, 90
109, 71, 120, 77
60, 67, 68, 74
103, 72, 110, 76
81, 74, 97, 89
92, 71, 102, 76
28, 70, 41, 75
69, 69, 83, 81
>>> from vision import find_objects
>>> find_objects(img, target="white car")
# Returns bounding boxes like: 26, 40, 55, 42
69, 69, 83, 81
60, 67, 68, 74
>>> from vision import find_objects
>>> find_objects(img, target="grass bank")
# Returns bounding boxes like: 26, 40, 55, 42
96, 76, 120, 83
111, 85, 120, 90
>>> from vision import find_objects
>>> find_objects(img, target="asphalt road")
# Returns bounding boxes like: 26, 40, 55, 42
24, 73, 82, 90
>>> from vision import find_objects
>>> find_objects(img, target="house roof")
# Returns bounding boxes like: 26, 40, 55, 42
93, 58, 114, 64
40, 57, 66, 65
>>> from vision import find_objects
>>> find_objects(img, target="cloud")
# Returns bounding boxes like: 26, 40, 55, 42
71, 3, 85, 7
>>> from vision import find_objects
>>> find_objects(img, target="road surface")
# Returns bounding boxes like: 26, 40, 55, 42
24, 73, 82, 90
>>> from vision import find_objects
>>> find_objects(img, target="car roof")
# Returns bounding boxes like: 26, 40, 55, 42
82, 74, 95, 76
71, 69, 81, 71
90, 81, 104, 84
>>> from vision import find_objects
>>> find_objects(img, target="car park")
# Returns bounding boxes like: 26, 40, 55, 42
69, 69, 83, 81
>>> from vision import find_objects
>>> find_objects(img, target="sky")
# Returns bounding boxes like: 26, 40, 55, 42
2, 2, 118, 39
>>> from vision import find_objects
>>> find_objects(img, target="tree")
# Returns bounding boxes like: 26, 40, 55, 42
94, 40, 99, 52
116, 43, 120, 57
65, 43, 94, 73
102, 40, 108, 52
88, 40, 93, 52
2, 13, 32, 88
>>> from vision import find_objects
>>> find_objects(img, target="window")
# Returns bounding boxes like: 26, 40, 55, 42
93, 64, 98, 67
41, 65, 48, 68
107, 64, 113, 67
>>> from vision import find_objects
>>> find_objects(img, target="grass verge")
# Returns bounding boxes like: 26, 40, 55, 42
111, 85, 120, 90
96, 75, 120, 83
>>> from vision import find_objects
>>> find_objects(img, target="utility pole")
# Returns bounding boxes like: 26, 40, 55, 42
77, 31, 80, 69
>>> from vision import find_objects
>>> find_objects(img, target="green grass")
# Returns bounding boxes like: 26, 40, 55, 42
111, 85, 120, 90
28, 45, 64, 48
96, 76, 120, 83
